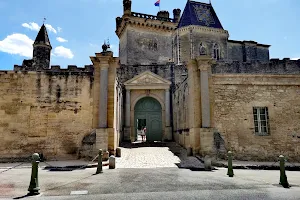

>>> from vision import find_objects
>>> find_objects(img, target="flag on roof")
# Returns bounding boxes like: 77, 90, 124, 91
154, 0, 160, 7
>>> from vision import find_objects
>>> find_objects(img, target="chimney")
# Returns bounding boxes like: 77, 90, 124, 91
157, 11, 170, 19
123, 0, 132, 15
173, 9, 181, 23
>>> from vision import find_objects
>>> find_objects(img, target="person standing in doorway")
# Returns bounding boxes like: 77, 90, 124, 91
141, 126, 147, 142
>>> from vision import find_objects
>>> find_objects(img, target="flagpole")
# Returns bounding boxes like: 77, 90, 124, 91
159, 0, 161, 11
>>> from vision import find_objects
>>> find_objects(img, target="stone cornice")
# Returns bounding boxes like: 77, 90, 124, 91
178, 25, 229, 37
196, 56, 216, 71
90, 53, 119, 67
116, 15, 178, 38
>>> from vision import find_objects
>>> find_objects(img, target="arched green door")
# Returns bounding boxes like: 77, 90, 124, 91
134, 97, 162, 142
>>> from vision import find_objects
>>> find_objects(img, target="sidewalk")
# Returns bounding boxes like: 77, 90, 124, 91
213, 159, 300, 170
0, 160, 103, 171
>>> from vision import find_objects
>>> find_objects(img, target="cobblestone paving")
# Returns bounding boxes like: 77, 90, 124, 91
116, 142, 182, 168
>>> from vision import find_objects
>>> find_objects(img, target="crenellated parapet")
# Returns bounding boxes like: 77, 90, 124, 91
116, 11, 178, 38
14, 64, 94, 74
131, 12, 174, 22
212, 58, 300, 74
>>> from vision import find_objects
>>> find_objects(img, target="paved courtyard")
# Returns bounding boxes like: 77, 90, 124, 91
1, 167, 300, 199
0, 143, 300, 199
116, 143, 181, 168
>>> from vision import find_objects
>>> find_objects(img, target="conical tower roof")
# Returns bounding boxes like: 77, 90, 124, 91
34, 24, 52, 48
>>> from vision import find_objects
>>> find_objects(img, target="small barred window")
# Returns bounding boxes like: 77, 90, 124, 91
253, 107, 270, 136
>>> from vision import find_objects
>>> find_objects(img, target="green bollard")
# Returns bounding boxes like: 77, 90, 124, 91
96, 149, 103, 174
28, 153, 40, 195
279, 155, 290, 188
227, 151, 234, 177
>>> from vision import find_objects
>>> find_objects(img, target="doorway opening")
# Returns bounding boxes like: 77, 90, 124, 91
134, 97, 162, 142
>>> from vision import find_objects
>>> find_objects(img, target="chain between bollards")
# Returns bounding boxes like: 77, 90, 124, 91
227, 151, 234, 177
28, 153, 40, 195
279, 155, 290, 188
96, 149, 103, 174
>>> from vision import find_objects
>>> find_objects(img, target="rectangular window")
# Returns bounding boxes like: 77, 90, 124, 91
253, 107, 269, 136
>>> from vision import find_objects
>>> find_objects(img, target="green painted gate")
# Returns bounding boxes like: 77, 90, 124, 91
134, 97, 162, 142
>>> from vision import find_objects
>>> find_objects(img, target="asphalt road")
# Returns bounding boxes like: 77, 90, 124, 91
1, 167, 300, 200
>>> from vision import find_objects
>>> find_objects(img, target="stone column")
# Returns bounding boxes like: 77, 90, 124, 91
99, 66, 108, 128
165, 89, 171, 127
124, 89, 131, 141
187, 59, 201, 155
197, 56, 215, 128
125, 89, 131, 127
200, 70, 210, 128
197, 56, 216, 157
165, 89, 171, 140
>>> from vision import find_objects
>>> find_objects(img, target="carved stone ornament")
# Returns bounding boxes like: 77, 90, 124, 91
193, 5, 215, 26
135, 75, 161, 84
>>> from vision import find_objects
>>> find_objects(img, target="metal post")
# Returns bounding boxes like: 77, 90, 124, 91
28, 153, 40, 195
227, 151, 234, 177
279, 155, 289, 188
96, 149, 103, 174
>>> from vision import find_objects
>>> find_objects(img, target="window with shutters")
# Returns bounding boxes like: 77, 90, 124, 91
253, 107, 270, 136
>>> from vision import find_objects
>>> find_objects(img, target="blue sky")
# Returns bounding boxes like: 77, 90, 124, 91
0, 0, 299, 70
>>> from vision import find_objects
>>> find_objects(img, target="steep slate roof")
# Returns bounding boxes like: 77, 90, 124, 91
178, 0, 223, 29
34, 24, 52, 47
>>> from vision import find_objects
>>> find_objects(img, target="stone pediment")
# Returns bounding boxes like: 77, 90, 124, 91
124, 71, 171, 90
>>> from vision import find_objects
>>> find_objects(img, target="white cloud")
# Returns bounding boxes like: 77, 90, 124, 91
53, 46, 74, 59
291, 58, 300, 60
45, 24, 57, 34
0, 33, 33, 57
22, 22, 40, 31
56, 37, 68, 43
22, 22, 58, 34
57, 27, 62, 32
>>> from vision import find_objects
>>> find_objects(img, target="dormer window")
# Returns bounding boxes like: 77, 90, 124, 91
213, 43, 220, 60
199, 42, 206, 55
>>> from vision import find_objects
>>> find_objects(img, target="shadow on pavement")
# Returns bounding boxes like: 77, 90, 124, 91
120, 141, 209, 171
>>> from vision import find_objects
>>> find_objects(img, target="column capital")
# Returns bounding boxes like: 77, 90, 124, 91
196, 55, 216, 71
90, 54, 119, 68
186, 59, 198, 70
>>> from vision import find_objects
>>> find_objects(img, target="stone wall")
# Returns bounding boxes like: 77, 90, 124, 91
172, 77, 190, 148
119, 30, 127, 65
177, 26, 229, 64
0, 70, 94, 161
227, 40, 270, 62
122, 26, 173, 65
227, 42, 243, 62
117, 63, 186, 88
212, 74, 300, 161
213, 59, 300, 74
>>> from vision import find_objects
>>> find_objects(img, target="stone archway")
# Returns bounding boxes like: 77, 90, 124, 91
134, 97, 162, 142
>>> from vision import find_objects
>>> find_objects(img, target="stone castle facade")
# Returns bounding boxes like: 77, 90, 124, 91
0, 0, 300, 161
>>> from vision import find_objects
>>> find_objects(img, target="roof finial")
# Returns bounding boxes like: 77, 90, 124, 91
43, 17, 46, 24
102, 40, 108, 52
107, 38, 110, 48
209, 0, 212, 4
